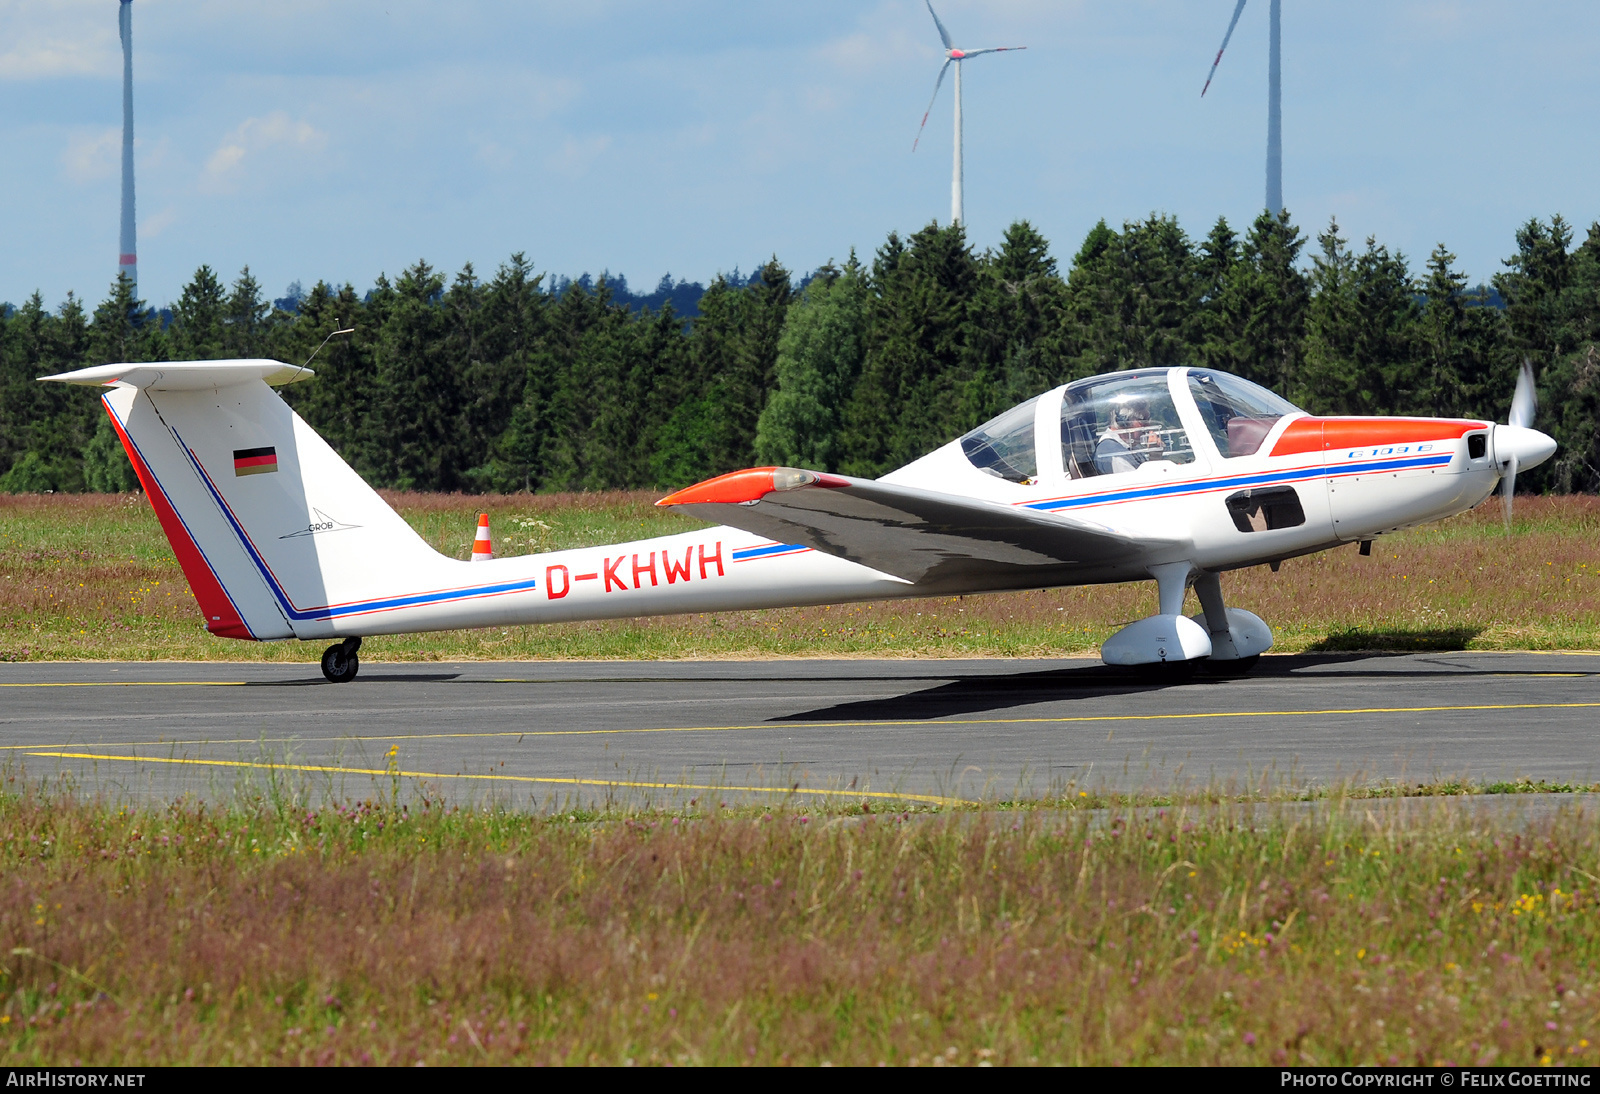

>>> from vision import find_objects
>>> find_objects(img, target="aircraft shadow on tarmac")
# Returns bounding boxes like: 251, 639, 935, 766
772, 652, 1594, 724
242, 673, 464, 687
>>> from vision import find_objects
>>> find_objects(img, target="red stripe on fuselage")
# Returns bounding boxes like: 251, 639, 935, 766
1271, 417, 1486, 457
103, 398, 255, 640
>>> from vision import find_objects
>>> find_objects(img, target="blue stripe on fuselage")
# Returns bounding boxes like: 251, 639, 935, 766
1026, 454, 1452, 513
177, 432, 538, 622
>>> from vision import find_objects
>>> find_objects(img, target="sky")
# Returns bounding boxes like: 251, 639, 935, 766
2, 0, 1597, 310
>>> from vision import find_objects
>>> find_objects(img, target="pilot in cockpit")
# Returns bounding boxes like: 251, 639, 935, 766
1095, 395, 1165, 474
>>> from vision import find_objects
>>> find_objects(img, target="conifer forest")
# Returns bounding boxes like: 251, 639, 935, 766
3, 210, 1598, 497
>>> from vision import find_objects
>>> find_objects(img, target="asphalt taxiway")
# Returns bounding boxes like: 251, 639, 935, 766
1, 652, 1597, 807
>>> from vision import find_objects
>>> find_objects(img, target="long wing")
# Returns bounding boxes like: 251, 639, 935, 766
1201, 0, 1249, 97
658, 467, 1186, 592
913, 58, 952, 151
925, 0, 953, 50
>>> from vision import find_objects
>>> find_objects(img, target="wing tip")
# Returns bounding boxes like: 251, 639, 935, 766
658, 467, 845, 507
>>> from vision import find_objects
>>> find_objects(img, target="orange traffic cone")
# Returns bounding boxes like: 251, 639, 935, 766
471, 513, 493, 561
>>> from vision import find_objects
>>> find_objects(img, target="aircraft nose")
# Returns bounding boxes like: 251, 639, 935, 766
1493, 423, 1557, 471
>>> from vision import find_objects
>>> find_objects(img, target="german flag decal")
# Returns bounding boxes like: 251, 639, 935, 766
233, 446, 278, 476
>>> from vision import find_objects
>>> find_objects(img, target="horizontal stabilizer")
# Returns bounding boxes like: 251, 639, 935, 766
40, 359, 313, 391
659, 467, 1180, 590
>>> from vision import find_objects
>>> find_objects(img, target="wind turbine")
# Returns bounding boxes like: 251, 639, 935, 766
912, 0, 1025, 227
1201, 0, 1282, 217
118, 0, 137, 291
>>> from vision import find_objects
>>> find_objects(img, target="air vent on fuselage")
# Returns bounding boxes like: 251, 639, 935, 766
1226, 486, 1307, 533
1467, 433, 1487, 460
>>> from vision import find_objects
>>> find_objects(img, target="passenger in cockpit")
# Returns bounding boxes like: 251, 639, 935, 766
1095, 396, 1164, 474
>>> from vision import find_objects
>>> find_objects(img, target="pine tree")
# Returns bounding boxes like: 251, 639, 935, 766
1061, 215, 1201, 378
222, 267, 272, 359
168, 266, 229, 360
1222, 210, 1308, 394
1299, 220, 1420, 414
755, 257, 868, 470
1194, 217, 1243, 373
278, 281, 375, 474
371, 262, 458, 490
842, 223, 978, 476
1520, 220, 1600, 492
966, 221, 1068, 421
1417, 244, 1506, 419
467, 254, 549, 491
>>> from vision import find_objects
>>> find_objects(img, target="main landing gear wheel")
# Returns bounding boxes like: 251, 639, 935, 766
320, 637, 362, 683
1204, 655, 1260, 677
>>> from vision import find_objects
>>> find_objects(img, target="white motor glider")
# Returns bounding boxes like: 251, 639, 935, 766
43, 360, 1554, 682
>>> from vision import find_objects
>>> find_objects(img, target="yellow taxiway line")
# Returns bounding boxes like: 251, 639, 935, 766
20, 751, 967, 808
0, 681, 248, 687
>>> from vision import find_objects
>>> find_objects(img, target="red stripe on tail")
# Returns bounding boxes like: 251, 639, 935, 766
103, 398, 255, 640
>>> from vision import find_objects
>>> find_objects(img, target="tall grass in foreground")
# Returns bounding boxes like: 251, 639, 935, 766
2, 492, 1598, 662
2, 777, 1599, 1065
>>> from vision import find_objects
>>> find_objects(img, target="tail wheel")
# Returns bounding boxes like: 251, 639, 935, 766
320, 639, 361, 683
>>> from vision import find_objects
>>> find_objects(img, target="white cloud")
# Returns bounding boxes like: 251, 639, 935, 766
201, 111, 328, 192
61, 128, 120, 183
0, 0, 119, 81
141, 206, 178, 239
817, 27, 925, 74
547, 133, 612, 177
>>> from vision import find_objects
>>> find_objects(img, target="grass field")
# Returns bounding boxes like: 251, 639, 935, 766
2, 777, 1598, 1066
1, 491, 1597, 663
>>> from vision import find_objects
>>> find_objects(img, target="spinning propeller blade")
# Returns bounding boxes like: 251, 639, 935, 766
1202, 0, 1249, 97
1501, 452, 1519, 533
1510, 356, 1537, 430
1501, 359, 1538, 533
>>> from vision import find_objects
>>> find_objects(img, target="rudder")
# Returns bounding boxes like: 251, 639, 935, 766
50, 360, 477, 641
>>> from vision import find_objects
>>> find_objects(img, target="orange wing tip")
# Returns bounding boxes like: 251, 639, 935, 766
657, 466, 845, 507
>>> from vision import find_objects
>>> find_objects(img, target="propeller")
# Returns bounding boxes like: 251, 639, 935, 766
1500, 358, 1537, 532
1202, 0, 1249, 96
1509, 355, 1537, 430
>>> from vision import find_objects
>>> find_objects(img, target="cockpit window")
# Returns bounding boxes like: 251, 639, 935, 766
1060, 371, 1195, 479
1187, 370, 1302, 458
960, 396, 1038, 483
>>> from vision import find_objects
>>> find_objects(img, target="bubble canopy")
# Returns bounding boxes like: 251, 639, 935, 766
958, 368, 1304, 483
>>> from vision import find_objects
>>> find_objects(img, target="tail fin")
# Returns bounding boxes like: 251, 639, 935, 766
44, 360, 520, 641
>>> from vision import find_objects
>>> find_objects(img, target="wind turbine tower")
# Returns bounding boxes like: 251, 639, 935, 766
1201, 0, 1283, 217
913, 0, 1025, 227
118, 0, 137, 291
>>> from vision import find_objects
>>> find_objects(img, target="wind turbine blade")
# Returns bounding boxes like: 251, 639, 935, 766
957, 47, 1027, 58
1509, 357, 1537, 430
925, 0, 953, 51
913, 58, 952, 152
1201, 0, 1249, 97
